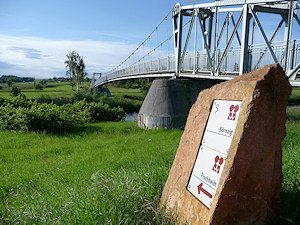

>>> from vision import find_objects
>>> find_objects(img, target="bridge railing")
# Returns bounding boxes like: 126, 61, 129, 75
95, 40, 300, 86
181, 40, 300, 75
95, 56, 176, 86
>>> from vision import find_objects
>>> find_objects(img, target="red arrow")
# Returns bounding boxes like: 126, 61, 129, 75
198, 183, 212, 199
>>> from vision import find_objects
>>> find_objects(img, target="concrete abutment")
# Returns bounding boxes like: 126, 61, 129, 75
138, 79, 219, 129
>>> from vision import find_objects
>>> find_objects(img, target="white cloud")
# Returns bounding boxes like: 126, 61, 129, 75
0, 35, 138, 78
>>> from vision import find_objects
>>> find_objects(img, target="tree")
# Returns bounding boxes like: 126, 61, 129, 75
7, 78, 14, 87
11, 86, 21, 96
64, 51, 87, 92
34, 81, 43, 90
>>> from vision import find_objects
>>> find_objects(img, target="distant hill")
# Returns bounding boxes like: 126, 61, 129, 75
0, 75, 35, 83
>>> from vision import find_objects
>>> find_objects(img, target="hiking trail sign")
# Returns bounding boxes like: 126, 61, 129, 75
187, 100, 242, 208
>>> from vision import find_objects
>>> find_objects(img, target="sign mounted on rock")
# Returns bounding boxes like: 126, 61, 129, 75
187, 100, 242, 208
160, 65, 292, 225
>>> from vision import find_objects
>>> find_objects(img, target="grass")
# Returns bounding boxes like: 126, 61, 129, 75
0, 82, 144, 100
0, 82, 299, 223
0, 82, 81, 99
0, 83, 145, 112
0, 117, 299, 224
0, 122, 181, 224
282, 120, 300, 223
289, 87, 300, 105
107, 85, 144, 98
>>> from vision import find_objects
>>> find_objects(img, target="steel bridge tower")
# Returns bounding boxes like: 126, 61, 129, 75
173, 0, 299, 84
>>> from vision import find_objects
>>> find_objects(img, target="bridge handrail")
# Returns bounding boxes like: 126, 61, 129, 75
94, 39, 300, 87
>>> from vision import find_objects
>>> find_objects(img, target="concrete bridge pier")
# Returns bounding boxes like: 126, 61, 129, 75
96, 86, 112, 97
138, 79, 219, 129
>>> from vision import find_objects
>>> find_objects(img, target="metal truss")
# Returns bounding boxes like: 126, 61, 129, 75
173, 0, 300, 84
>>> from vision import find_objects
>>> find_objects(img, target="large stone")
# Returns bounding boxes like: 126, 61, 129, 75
160, 65, 291, 224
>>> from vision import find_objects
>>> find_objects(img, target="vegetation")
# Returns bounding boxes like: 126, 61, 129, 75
0, 122, 180, 224
110, 78, 153, 95
0, 81, 89, 99
0, 75, 35, 83
0, 76, 299, 223
0, 96, 125, 134
289, 87, 300, 105
10, 86, 21, 96
0, 109, 300, 224
0, 81, 144, 114
65, 51, 87, 92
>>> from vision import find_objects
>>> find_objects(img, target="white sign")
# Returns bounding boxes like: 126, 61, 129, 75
187, 100, 242, 208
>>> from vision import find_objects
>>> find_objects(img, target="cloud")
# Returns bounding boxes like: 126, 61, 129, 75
0, 35, 138, 78
8, 47, 48, 59
0, 60, 20, 70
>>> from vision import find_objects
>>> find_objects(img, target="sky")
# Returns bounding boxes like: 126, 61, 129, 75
0, 0, 299, 78
0, 0, 203, 78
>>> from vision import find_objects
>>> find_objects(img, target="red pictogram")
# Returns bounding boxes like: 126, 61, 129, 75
228, 105, 239, 120
212, 156, 224, 173
198, 183, 212, 198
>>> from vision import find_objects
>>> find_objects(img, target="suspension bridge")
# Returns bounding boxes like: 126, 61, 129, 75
91, 0, 300, 89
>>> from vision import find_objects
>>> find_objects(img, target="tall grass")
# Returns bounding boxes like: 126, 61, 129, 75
0, 122, 180, 224
0, 109, 299, 224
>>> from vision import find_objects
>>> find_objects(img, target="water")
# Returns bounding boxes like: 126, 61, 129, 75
125, 112, 138, 121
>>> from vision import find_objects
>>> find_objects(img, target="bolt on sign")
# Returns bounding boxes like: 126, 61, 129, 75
187, 100, 242, 208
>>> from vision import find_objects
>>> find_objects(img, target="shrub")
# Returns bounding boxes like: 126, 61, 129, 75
36, 94, 53, 104
0, 95, 32, 108
87, 102, 125, 122
0, 85, 3, 90
11, 86, 21, 96
26, 102, 89, 134
34, 83, 43, 90
0, 96, 125, 134
101, 96, 142, 113
0, 105, 28, 131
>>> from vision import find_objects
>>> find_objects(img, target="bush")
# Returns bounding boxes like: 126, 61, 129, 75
26, 102, 89, 134
11, 86, 21, 96
0, 96, 125, 134
87, 102, 125, 122
101, 96, 142, 113
36, 94, 53, 104
34, 83, 43, 90
0, 105, 28, 131
0, 85, 3, 90
0, 95, 32, 108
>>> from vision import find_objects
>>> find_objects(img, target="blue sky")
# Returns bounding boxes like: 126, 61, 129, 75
0, 0, 200, 78
0, 0, 299, 78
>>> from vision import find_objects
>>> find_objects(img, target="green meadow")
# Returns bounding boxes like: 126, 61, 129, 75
0, 82, 143, 100
0, 122, 181, 224
0, 82, 299, 224
0, 118, 299, 224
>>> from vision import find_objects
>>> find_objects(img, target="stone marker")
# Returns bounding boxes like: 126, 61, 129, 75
160, 64, 291, 225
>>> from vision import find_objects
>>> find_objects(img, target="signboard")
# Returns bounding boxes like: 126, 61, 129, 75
187, 100, 242, 208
